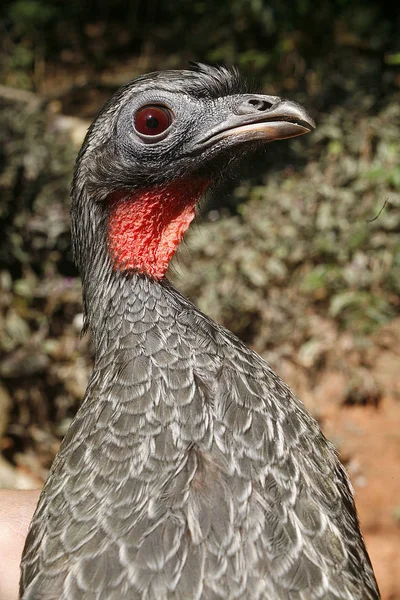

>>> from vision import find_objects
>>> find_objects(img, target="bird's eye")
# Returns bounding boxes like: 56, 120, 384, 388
134, 105, 173, 139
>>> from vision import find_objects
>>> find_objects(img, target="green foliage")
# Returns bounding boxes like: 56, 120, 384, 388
0, 102, 75, 278
8, 0, 58, 36
0, 0, 398, 93
176, 96, 400, 348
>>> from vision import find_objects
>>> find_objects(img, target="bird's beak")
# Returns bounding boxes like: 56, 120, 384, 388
195, 98, 315, 150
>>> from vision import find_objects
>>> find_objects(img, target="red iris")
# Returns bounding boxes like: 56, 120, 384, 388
134, 105, 172, 136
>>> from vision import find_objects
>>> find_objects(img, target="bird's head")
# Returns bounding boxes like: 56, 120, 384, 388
72, 63, 314, 284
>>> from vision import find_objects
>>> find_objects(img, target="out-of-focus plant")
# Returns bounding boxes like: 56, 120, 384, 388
177, 96, 400, 349
0, 0, 398, 97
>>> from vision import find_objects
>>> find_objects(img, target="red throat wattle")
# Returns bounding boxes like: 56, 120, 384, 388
108, 180, 208, 280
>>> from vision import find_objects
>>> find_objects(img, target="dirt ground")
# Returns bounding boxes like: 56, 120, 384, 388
328, 396, 400, 599
327, 326, 400, 600
278, 320, 400, 599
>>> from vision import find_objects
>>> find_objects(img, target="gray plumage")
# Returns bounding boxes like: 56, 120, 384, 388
20, 64, 380, 599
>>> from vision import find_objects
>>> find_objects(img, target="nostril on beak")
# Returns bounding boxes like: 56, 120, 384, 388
237, 95, 281, 115
248, 98, 273, 111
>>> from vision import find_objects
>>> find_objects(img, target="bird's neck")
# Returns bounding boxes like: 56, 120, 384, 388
108, 180, 208, 280
74, 179, 207, 346
88, 272, 179, 358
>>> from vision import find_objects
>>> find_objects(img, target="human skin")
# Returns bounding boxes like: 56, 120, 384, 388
0, 490, 40, 600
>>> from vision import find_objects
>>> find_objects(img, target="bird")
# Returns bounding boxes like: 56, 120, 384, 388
20, 63, 380, 600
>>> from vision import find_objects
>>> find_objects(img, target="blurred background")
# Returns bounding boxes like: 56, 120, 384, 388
0, 0, 399, 596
